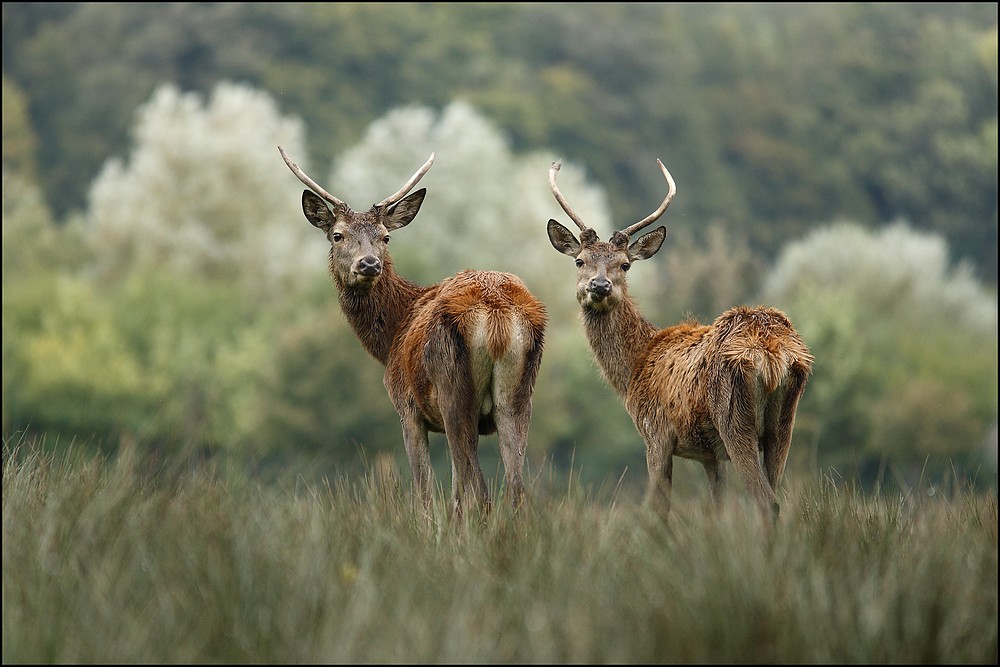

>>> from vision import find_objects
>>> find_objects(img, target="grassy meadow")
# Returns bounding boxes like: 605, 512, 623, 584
3, 441, 997, 664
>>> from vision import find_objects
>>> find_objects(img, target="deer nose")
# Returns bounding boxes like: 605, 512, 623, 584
588, 277, 612, 297
357, 255, 381, 277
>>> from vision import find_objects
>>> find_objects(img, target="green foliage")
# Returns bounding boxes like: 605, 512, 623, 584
762, 221, 998, 486
527, 328, 646, 489
4, 260, 278, 455
1, 75, 38, 178
3, 446, 997, 663
641, 223, 764, 325
3, 3, 995, 277
254, 305, 402, 465
2, 84, 323, 458
3, 169, 89, 437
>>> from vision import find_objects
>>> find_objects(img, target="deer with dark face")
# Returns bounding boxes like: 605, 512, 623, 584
280, 147, 547, 515
546, 159, 812, 521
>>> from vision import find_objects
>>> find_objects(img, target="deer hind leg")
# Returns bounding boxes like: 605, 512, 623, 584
702, 459, 726, 510
426, 326, 489, 517
762, 367, 809, 490
644, 434, 676, 519
716, 372, 779, 521
491, 325, 544, 510
443, 420, 488, 518
440, 400, 488, 517
493, 400, 528, 510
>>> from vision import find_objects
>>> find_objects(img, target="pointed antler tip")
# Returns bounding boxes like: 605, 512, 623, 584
618, 156, 677, 238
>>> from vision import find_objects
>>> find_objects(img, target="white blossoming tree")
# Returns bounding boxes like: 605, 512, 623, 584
86, 81, 326, 295
762, 220, 998, 485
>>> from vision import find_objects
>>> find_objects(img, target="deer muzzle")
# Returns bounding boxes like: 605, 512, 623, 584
355, 255, 382, 278
588, 276, 612, 298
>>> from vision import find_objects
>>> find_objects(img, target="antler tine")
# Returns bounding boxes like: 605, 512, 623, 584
377, 153, 436, 208
278, 146, 347, 209
619, 159, 677, 238
548, 161, 589, 232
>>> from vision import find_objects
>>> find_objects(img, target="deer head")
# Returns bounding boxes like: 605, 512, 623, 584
278, 146, 434, 289
546, 159, 676, 311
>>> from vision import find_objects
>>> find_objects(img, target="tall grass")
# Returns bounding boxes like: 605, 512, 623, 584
3, 441, 996, 663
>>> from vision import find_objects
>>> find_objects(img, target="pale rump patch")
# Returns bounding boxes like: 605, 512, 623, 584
466, 307, 533, 416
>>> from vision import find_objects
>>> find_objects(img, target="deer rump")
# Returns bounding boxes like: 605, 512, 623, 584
386, 269, 547, 435
626, 305, 812, 462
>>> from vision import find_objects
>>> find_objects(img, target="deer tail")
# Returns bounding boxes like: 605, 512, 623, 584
718, 308, 814, 392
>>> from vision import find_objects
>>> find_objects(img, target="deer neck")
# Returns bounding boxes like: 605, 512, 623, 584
581, 295, 658, 396
335, 256, 426, 365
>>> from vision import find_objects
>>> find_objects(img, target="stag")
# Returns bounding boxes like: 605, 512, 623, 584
279, 147, 547, 515
546, 159, 813, 521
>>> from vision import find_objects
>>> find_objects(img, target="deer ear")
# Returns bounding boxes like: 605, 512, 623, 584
385, 188, 426, 230
302, 190, 334, 229
628, 226, 666, 261
547, 219, 581, 256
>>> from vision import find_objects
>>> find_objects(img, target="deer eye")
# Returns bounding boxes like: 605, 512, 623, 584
575, 259, 584, 268
331, 232, 343, 242
621, 262, 631, 272
383, 235, 391, 244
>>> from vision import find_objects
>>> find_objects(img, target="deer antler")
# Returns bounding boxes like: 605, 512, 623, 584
548, 161, 589, 232
278, 146, 348, 209
377, 153, 436, 208
618, 159, 676, 238
279, 147, 435, 211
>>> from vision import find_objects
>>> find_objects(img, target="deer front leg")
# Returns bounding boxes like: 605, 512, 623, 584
644, 437, 674, 519
386, 370, 434, 508
397, 408, 433, 509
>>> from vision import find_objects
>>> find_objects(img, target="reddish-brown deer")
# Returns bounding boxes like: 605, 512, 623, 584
546, 159, 813, 521
280, 147, 547, 515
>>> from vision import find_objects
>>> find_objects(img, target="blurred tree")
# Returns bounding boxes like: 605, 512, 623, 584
5, 81, 326, 460
641, 223, 763, 326
85, 81, 326, 297
2, 167, 74, 438
762, 221, 997, 487
3, 2, 996, 279
844, 78, 998, 280
322, 101, 612, 305
4, 0, 997, 485
1, 75, 39, 179
2, 2, 305, 219
254, 305, 402, 466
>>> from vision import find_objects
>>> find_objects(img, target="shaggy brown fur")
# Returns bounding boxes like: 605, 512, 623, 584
548, 188, 812, 522
288, 157, 546, 515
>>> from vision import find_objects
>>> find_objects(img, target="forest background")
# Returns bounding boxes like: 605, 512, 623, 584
2, 2, 997, 498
